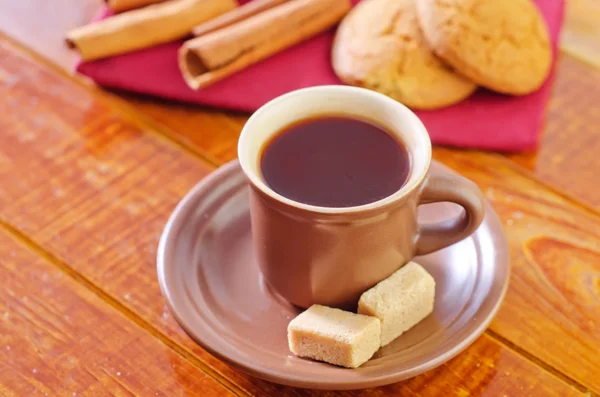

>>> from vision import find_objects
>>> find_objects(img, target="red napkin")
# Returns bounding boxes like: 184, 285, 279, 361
77, 0, 564, 151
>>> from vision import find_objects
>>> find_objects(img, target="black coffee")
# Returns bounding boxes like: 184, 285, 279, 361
260, 116, 411, 207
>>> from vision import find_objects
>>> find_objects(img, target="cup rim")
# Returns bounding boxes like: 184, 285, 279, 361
238, 86, 432, 214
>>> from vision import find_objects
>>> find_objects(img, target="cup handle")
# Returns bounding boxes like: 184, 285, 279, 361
415, 167, 486, 256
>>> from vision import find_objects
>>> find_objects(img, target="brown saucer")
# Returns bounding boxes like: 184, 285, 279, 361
157, 160, 509, 390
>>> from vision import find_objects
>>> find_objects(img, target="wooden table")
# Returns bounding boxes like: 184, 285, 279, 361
1, 1, 599, 396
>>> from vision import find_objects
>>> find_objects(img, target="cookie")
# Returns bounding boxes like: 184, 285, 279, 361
332, 0, 477, 110
417, 0, 551, 95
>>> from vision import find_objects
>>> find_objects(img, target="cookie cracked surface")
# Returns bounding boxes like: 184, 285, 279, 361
332, 0, 477, 110
416, 0, 551, 95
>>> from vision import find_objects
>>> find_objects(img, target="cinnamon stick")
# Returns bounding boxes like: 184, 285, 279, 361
106, 0, 166, 13
180, 0, 351, 90
66, 0, 238, 61
192, 0, 289, 37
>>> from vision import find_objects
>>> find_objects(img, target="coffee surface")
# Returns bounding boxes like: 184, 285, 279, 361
260, 116, 410, 207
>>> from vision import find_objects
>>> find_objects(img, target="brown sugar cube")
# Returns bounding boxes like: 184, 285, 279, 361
287, 304, 381, 368
358, 261, 435, 346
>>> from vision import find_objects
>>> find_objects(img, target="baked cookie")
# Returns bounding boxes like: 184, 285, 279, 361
417, 0, 551, 95
332, 0, 477, 110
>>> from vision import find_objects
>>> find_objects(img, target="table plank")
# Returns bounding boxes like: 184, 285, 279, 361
0, 38, 276, 397
117, 96, 247, 166
507, 54, 600, 210
0, 36, 586, 397
433, 148, 600, 393
0, 231, 236, 397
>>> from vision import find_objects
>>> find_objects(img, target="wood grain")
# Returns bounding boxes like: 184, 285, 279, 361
118, 94, 247, 165
0, 37, 586, 396
362, 335, 582, 397
0, 230, 235, 397
434, 148, 600, 393
507, 54, 600, 210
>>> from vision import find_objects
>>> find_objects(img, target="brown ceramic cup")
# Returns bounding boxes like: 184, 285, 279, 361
238, 86, 485, 309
